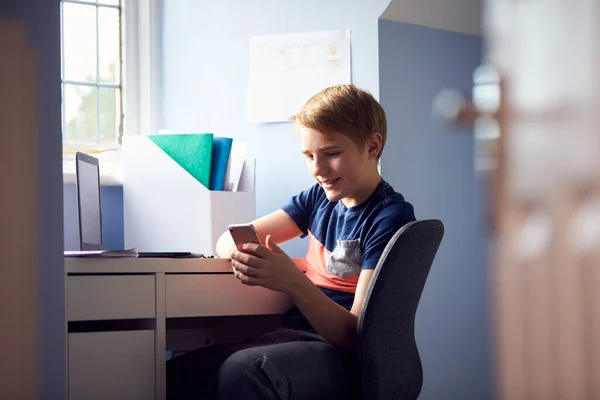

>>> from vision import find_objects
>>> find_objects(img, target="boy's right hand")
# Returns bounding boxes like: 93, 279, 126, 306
230, 235, 309, 295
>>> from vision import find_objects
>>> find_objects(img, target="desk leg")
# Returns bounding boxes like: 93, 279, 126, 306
155, 273, 166, 399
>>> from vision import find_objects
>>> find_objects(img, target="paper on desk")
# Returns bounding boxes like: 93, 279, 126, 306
223, 141, 249, 191
247, 30, 351, 123
64, 248, 139, 258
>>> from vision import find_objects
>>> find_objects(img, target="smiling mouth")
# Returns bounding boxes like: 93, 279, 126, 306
320, 178, 340, 188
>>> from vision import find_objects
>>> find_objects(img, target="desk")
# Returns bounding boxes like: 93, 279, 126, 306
65, 258, 293, 399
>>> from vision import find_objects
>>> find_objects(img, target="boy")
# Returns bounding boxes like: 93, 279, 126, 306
167, 83, 415, 399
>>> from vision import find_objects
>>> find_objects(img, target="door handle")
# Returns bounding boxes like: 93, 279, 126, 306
433, 64, 504, 232
433, 63, 504, 173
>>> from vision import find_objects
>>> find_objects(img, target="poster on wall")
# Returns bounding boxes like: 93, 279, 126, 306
247, 30, 351, 123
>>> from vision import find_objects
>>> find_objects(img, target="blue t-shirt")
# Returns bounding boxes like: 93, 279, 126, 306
281, 179, 415, 332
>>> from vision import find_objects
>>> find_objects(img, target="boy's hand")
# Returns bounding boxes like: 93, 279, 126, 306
230, 235, 307, 294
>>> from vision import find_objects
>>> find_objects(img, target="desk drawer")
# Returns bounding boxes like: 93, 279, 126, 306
67, 275, 156, 321
166, 274, 292, 318
68, 330, 155, 399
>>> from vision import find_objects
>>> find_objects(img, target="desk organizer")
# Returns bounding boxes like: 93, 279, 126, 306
123, 135, 256, 255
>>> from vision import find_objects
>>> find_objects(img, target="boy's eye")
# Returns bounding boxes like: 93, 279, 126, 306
326, 152, 340, 157
305, 155, 314, 159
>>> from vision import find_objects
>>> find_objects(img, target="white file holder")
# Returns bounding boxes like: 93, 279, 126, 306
123, 136, 256, 255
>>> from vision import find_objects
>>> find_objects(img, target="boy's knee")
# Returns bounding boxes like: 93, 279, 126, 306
218, 350, 288, 400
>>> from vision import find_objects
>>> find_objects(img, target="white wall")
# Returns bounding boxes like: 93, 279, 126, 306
161, 0, 392, 257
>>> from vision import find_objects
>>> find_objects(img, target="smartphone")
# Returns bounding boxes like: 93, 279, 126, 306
228, 223, 260, 252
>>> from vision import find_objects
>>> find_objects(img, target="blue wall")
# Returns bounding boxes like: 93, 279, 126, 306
161, 0, 391, 257
63, 184, 124, 250
379, 20, 490, 399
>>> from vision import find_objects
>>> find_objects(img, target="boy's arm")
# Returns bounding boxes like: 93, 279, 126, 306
288, 268, 374, 350
215, 209, 303, 258
231, 238, 374, 349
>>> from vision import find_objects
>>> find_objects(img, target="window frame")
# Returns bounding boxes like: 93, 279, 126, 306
121, 0, 162, 141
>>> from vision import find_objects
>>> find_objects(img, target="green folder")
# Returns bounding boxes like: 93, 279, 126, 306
149, 133, 213, 189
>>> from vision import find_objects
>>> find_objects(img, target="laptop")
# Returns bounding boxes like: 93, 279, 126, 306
65, 152, 204, 259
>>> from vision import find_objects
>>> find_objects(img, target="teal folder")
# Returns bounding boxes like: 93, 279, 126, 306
149, 133, 213, 189
209, 137, 233, 191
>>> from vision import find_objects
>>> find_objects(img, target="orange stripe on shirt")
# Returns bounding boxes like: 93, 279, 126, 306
304, 231, 359, 294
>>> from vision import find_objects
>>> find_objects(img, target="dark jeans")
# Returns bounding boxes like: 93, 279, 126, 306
166, 328, 360, 399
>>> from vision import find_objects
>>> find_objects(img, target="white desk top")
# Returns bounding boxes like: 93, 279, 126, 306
65, 257, 233, 274
65, 257, 307, 274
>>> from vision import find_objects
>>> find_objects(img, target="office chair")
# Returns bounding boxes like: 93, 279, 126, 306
357, 219, 444, 400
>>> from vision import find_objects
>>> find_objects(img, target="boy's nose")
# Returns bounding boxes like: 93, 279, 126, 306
312, 159, 329, 176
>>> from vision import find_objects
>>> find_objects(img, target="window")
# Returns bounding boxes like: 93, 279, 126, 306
60, 0, 123, 147
60, 0, 162, 184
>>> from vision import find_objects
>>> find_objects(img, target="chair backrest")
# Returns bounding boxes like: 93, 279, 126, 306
357, 219, 444, 400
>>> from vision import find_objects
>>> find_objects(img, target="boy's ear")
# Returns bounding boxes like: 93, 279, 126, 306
367, 132, 383, 158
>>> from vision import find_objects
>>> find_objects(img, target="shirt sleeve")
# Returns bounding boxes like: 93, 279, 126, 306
281, 183, 324, 238
361, 203, 416, 270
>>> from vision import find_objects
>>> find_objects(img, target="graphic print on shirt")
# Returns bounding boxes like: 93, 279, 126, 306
325, 239, 362, 278
305, 232, 360, 293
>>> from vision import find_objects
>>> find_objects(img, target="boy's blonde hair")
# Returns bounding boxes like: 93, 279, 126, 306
291, 83, 387, 159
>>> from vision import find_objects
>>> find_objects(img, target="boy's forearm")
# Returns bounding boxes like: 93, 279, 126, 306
288, 277, 358, 349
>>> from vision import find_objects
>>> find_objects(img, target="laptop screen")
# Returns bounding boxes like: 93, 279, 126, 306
76, 153, 103, 250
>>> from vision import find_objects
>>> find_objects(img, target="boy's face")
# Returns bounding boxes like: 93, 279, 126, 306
299, 125, 379, 206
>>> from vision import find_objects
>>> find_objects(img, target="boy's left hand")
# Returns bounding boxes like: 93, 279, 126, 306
230, 235, 306, 294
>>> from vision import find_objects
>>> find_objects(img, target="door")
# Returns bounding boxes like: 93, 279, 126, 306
482, 1, 600, 399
